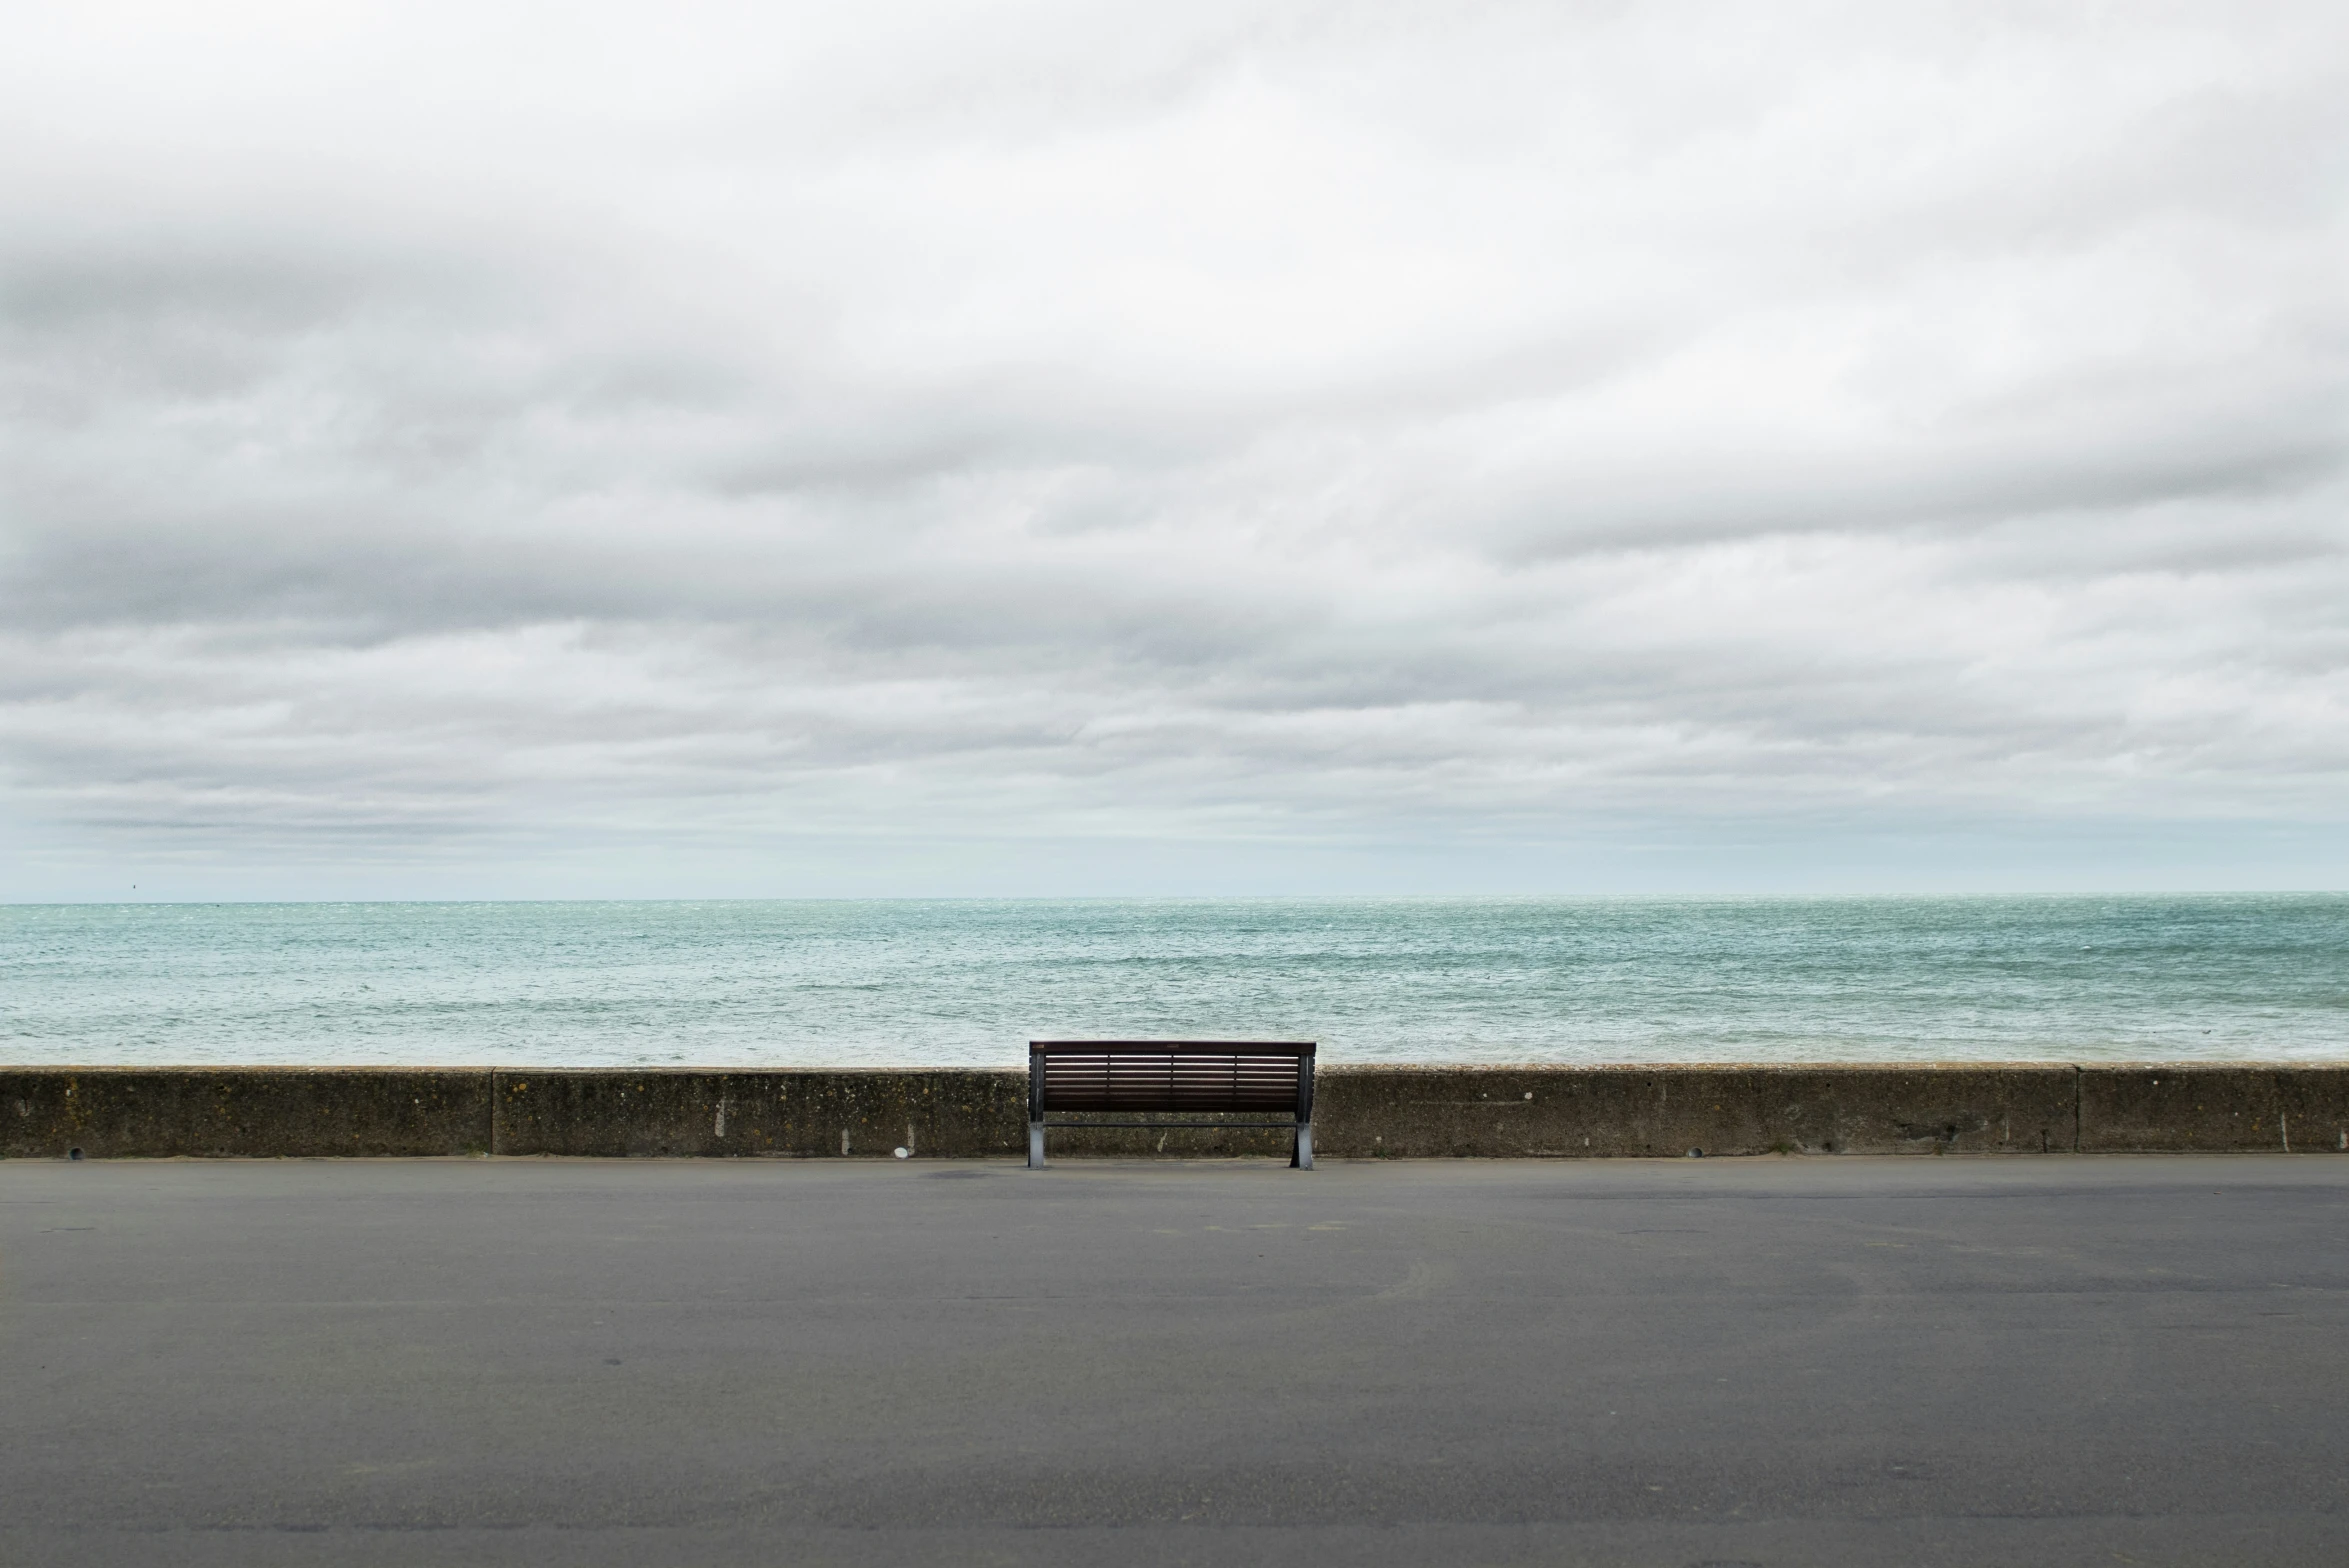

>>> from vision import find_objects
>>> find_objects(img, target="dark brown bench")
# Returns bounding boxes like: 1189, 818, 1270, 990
1027, 1041, 1316, 1169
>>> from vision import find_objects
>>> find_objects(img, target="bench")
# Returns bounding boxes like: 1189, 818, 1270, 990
1027, 1041, 1316, 1169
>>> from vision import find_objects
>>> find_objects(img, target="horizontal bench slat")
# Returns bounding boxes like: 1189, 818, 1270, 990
1030, 1040, 1315, 1056
1041, 1120, 1302, 1129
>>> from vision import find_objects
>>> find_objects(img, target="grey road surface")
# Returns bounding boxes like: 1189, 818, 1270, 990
3, 1156, 2345, 1567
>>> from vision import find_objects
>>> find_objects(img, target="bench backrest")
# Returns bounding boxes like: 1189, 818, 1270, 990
1029, 1041, 1316, 1118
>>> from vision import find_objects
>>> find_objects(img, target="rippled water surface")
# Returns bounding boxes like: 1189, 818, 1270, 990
2, 896, 2344, 1067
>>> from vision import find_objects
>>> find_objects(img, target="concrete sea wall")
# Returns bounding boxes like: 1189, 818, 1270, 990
6, 1064, 2348, 1159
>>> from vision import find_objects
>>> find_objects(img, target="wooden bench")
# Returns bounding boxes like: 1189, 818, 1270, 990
1027, 1041, 1316, 1169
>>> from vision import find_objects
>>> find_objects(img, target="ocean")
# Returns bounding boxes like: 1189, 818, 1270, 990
2, 895, 2343, 1068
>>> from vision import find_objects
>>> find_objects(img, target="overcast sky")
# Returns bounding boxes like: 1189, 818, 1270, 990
3, 0, 2345, 900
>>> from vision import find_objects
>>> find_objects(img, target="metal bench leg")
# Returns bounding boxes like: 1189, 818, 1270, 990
1028, 1120, 1046, 1169
1292, 1121, 1313, 1170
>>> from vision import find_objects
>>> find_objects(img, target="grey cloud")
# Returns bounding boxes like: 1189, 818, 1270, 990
3, 0, 2346, 892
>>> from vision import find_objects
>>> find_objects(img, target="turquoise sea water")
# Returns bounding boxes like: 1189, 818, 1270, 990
1, 896, 2344, 1068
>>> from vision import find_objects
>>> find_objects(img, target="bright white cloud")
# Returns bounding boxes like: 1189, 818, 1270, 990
2, 0, 2345, 897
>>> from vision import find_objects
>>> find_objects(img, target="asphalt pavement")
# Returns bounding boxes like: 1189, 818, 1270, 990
4, 1155, 2346, 1566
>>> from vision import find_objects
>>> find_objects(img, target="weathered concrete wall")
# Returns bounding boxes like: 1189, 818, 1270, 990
2079, 1067, 2349, 1153
491, 1070, 1024, 1158
0, 1069, 493, 1159
1313, 1065, 2083, 1158
5, 1064, 2348, 1158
